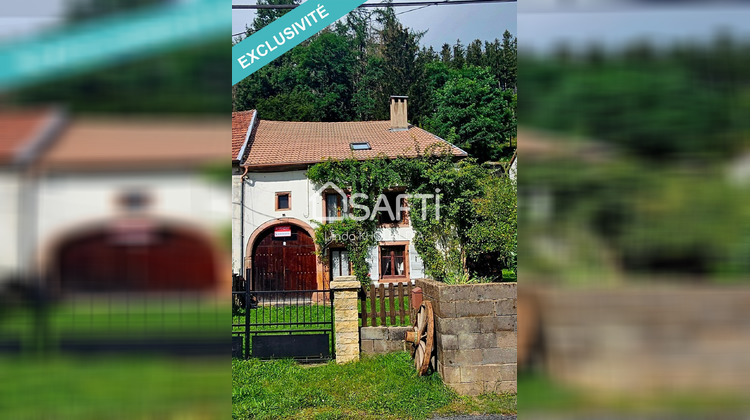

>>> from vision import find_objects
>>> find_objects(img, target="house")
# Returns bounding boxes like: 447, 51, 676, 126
32, 116, 231, 294
0, 110, 231, 294
232, 97, 467, 291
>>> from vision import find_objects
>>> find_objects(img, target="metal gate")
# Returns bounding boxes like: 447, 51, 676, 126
232, 275, 334, 362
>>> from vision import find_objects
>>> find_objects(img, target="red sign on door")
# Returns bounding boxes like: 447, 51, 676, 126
274, 226, 292, 238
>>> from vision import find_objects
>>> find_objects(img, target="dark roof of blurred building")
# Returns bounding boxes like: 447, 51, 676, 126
38, 117, 228, 171
232, 110, 255, 163
0, 108, 63, 166
240, 116, 466, 171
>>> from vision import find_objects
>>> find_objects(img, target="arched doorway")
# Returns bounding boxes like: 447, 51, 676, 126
251, 224, 317, 291
53, 219, 218, 293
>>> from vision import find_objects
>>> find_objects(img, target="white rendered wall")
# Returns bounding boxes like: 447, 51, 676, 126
35, 170, 231, 268
0, 170, 20, 278
242, 170, 425, 282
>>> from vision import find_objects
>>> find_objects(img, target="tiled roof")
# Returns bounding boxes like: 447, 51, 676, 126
518, 127, 612, 163
244, 120, 466, 169
0, 108, 57, 165
39, 117, 229, 170
232, 110, 255, 162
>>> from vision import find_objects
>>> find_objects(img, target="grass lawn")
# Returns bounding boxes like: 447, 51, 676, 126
0, 356, 228, 420
1, 300, 227, 353
232, 304, 332, 332
2, 299, 226, 336
519, 372, 750, 416
233, 351, 516, 419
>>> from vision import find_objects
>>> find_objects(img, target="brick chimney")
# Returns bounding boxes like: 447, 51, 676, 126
389, 96, 409, 131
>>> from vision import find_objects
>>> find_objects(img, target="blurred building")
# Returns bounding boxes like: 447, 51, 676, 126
0, 108, 64, 280
0, 109, 230, 294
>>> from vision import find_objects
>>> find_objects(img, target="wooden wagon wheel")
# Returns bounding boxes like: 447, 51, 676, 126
405, 301, 435, 376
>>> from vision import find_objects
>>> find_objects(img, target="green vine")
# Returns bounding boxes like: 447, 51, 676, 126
307, 155, 404, 288
306, 145, 517, 288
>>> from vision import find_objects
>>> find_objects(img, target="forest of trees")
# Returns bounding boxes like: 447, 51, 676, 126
520, 36, 750, 161
7, 0, 229, 115
521, 37, 750, 280
233, 2, 518, 162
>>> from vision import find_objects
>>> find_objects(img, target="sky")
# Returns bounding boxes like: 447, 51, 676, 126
0, 1, 66, 40
519, 2, 750, 53
232, 1, 517, 47
5, 1, 516, 48
7, 1, 750, 57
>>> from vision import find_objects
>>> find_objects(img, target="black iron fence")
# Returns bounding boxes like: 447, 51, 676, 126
0, 278, 226, 356
232, 277, 334, 362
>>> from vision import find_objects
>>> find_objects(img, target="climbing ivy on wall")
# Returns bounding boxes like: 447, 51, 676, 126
307, 155, 406, 288
306, 148, 517, 288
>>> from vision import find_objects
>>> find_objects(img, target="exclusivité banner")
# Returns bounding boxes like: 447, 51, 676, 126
232, 1, 365, 85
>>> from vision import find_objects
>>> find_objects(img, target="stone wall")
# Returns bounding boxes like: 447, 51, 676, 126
360, 326, 411, 355
534, 286, 750, 394
416, 278, 517, 396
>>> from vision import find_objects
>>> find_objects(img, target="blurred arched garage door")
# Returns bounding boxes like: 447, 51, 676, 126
52, 219, 218, 293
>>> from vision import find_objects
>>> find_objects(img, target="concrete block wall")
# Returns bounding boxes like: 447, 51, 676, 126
416, 278, 517, 396
360, 326, 411, 355
536, 286, 750, 393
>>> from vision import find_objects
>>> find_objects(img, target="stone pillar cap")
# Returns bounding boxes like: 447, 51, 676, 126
331, 276, 361, 290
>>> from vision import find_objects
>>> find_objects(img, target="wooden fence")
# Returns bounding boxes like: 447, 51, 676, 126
359, 282, 413, 327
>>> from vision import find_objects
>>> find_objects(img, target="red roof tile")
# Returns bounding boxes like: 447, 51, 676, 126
232, 110, 255, 162
0, 108, 56, 164
243, 120, 466, 169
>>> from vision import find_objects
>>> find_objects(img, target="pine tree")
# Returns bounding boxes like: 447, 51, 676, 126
440, 43, 452, 64
452, 40, 466, 69
466, 39, 483, 67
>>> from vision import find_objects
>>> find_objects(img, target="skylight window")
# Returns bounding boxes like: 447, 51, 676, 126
350, 142, 371, 150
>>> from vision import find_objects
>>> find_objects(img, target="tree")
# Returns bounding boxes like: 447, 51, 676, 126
372, 8, 424, 115
499, 30, 517, 89
527, 64, 730, 160
467, 175, 517, 276
452, 39, 466, 69
67, 0, 167, 21
247, 0, 301, 34
466, 39, 484, 67
440, 43, 452, 64
425, 67, 516, 162
403, 156, 516, 282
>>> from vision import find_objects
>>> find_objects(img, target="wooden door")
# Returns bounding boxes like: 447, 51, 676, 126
56, 225, 217, 292
252, 225, 317, 291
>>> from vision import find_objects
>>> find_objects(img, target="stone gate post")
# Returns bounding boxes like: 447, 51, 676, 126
331, 276, 361, 363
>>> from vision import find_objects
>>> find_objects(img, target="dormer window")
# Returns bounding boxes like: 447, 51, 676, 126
350, 142, 371, 150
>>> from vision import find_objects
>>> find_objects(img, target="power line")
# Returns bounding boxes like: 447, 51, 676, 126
233, 0, 516, 10
233, 2, 431, 37
233, 0, 514, 38
396, 4, 432, 15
